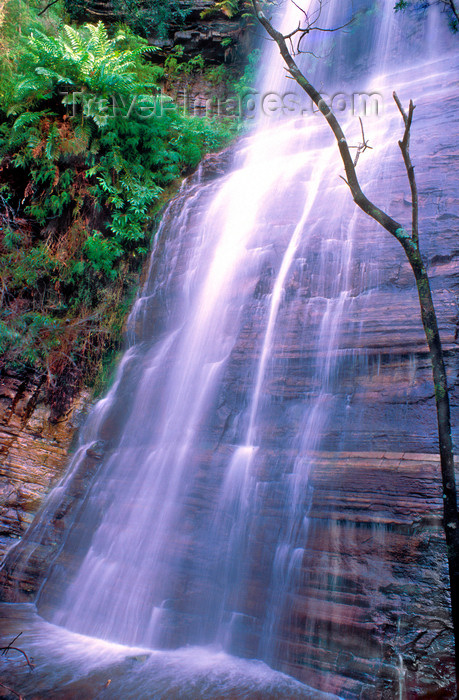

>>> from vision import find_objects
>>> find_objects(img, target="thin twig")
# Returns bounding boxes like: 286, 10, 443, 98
349, 117, 373, 167
0, 646, 35, 670
0, 635, 35, 671
3, 632, 22, 650
281, 0, 354, 56
0, 682, 24, 700
290, 0, 308, 22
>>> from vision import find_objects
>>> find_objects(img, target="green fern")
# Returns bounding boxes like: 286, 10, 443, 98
0, 5, 237, 390
7, 21, 156, 116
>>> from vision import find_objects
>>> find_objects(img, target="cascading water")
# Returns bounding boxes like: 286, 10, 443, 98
1, 1, 458, 697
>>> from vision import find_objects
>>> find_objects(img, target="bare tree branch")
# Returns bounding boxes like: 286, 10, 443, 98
349, 117, 373, 167
38, 0, 61, 16
252, 0, 406, 240
393, 91, 419, 245
280, 2, 354, 56
252, 0, 459, 688
1, 633, 35, 671
0, 682, 24, 700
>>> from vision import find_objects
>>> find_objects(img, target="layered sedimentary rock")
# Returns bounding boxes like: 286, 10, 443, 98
0, 55, 458, 700
81, 0, 249, 63
245, 452, 454, 698
0, 373, 90, 566
0, 452, 453, 698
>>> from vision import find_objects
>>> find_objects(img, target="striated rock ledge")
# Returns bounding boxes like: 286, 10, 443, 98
274, 452, 455, 699
0, 62, 457, 698
0, 372, 91, 564
0, 451, 454, 698
81, 1, 250, 64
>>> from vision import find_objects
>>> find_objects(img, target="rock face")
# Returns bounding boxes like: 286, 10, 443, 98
247, 451, 454, 699
157, 1, 249, 63
1, 129, 457, 698
0, 452, 454, 698
82, 1, 250, 64
0, 52, 458, 700
0, 371, 90, 564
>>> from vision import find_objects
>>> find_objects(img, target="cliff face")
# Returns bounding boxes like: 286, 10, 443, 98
82, 0, 250, 63
156, 1, 250, 62
242, 451, 454, 698
1, 117, 457, 698
0, 43, 458, 700
0, 372, 90, 564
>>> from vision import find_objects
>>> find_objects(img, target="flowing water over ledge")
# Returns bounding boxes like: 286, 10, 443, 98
0, 604, 340, 699
0, 450, 454, 697
1, 1, 459, 698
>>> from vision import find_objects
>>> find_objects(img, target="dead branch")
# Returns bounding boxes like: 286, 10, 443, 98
280, 0, 354, 55
1, 633, 35, 671
0, 682, 24, 700
393, 91, 419, 245
0, 646, 34, 670
38, 0, 61, 16
253, 0, 404, 240
349, 117, 373, 167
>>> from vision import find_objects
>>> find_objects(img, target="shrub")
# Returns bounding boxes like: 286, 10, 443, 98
0, 13, 237, 413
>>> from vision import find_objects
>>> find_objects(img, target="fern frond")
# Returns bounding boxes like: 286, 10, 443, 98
35, 67, 74, 86
87, 22, 111, 58
63, 24, 88, 57
11, 112, 43, 131
12, 76, 47, 105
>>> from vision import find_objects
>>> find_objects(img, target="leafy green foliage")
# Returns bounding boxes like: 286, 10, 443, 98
164, 45, 206, 77
201, 0, 253, 20
206, 64, 229, 85
233, 48, 261, 98
8, 21, 156, 116
0, 10, 237, 413
65, 0, 189, 39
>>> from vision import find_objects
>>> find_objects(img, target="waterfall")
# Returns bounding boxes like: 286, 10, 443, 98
1, 1, 458, 697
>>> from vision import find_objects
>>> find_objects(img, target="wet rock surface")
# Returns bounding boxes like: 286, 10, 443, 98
0, 454, 454, 699
0, 372, 91, 566
113, 450, 453, 699
0, 604, 340, 700
0, 53, 458, 700
275, 452, 455, 699
83, 0, 250, 64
